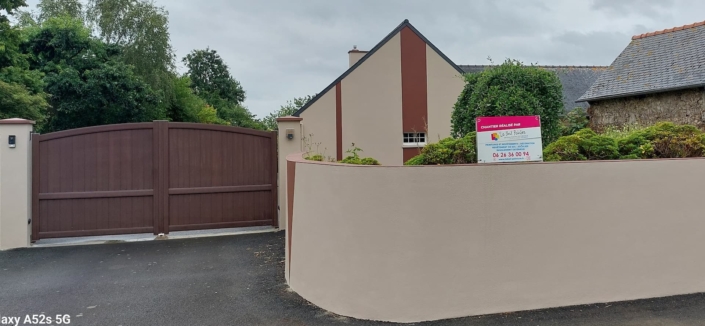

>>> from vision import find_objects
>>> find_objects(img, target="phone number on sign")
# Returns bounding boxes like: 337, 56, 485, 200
0, 314, 71, 326
492, 152, 531, 158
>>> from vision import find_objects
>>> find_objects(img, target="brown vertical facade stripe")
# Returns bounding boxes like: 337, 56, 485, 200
400, 26, 429, 163
336, 82, 343, 161
287, 160, 296, 278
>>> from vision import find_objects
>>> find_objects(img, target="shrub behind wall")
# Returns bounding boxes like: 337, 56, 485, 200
451, 59, 564, 145
544, 122, 705, 161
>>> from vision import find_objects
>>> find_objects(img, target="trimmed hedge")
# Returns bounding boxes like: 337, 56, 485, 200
450, 59, 564, 145
544, 122, 705, 161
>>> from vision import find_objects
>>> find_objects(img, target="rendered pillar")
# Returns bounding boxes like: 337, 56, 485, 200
0, 118, 34, 250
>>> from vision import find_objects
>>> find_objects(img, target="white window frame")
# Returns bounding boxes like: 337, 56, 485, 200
403, 132, 427, 148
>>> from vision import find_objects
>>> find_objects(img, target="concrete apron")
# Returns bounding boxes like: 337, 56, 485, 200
31, 226, 278, 248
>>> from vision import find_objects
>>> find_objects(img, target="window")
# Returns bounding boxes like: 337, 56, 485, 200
403, 132, 426, 147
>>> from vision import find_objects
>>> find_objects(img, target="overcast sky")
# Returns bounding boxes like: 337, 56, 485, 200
22, 0, 705, 118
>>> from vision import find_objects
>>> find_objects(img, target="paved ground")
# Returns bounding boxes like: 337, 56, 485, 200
1, 231, 704, 326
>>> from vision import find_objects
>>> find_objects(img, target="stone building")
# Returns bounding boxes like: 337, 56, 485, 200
578, 21, 705, 131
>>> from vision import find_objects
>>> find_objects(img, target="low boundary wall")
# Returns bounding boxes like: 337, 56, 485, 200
285, 153, 705, 323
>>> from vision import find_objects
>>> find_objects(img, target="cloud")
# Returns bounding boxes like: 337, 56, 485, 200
590, 0, 675, 18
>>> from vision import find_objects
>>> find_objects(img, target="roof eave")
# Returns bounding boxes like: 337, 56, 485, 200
576, 83, 705, 103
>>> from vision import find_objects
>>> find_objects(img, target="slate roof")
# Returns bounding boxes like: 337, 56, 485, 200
459, 65, 607, 110
577, 21, 705, 102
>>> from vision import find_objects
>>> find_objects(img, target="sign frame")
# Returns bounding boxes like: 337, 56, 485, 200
475, 116, 543, 164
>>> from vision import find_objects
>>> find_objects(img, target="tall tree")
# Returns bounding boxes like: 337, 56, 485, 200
0, 0, 26, 21
262, 95, 314, 130
24, 16, 162, 131
182, 48, 245, 105
0, 0, 49, 124
37, 0, 82, 22
182, 48, 261, 129
85, 0, 175, 99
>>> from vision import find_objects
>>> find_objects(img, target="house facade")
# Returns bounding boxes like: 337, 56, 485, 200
294, 20, 605, 165
578, 21, 705, 131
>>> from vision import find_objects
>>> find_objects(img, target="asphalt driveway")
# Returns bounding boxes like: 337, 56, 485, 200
1, 231, 704, 326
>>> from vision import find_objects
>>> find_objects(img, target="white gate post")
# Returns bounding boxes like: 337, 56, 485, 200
0, 118, 34, 250
276, 116, 303, 231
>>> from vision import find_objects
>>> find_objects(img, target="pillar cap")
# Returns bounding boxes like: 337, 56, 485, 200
276, 116, 303, 122
0, 118, 35, 125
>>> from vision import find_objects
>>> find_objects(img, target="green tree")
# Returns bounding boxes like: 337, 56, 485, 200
43, 60, 160, 131
0, 0, 49, 124
38, 0, 82, 21
0, 79, 48, 122
262, 95, 314, 130
182, 47, 262, 129
166, 75, 205, 123
85, 0, 175, 101
0, 0, 26, 21
24, 16, 162, 131
451, 59, 564, 144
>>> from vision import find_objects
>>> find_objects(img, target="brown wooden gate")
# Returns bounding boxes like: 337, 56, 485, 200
31, 121, 277, 240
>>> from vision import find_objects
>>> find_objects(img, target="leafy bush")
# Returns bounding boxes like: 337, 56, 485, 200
560, 107, 589, 136
360, 157, 381, 165
338, 143, 381, 165
545, 122, 705, 161
404, 154, 425, 165
305, 154, 324, 162
580, 135, 619, 160
451, 59, 564, 144
543, 135, 584, 161
406, 132, 477, 165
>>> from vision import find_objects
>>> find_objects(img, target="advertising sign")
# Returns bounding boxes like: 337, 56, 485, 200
476, 116, 543, 163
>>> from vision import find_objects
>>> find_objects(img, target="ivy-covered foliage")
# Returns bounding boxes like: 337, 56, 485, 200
451, 59, 564, 145
544, 122, 705, 161
405, 132, 477, 165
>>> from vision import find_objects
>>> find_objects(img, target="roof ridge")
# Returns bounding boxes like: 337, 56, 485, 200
632, 20, 705, 40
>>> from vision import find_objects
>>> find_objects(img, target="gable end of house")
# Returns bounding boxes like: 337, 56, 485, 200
293, 19, 464, 117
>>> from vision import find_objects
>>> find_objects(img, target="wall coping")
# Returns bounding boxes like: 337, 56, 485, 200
287, 152, 705, 167
0, 118, 35, 125
277, 116, 303, 122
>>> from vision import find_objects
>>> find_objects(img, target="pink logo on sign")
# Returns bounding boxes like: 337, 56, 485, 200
476, 116, 541, 132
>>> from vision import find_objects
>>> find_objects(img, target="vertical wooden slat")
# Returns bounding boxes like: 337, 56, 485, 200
31, 134, 40, 241
121, 130, 133, 191
270, 131, 279, 227
60, 137, 73, 192
73, 135, 85, 192
153, 121, 169, 234
97, 132, 110, 191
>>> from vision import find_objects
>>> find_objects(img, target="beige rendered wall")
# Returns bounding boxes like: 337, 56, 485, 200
341, 33, 403, 165
0, 120, 34, 250
288, 155, 705, 322
426, 44, 465, 142
299, 90, 337, 161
